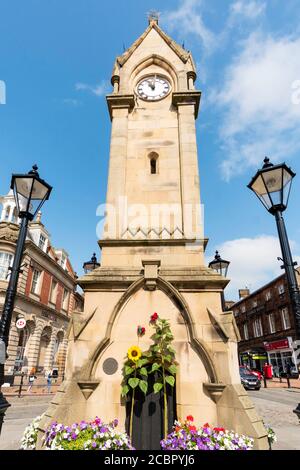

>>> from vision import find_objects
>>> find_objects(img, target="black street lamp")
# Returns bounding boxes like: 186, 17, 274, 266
248, 157, 300, 416
209, 251, 230, 311
0, 165, 52, 434
83, 253, 100, 274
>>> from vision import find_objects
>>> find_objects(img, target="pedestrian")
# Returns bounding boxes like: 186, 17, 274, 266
27, 368, 36, 393
47, 372, 52, 394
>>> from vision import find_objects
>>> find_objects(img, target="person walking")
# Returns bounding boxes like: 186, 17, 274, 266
46, 371, 52, 394
27, 368, 36, 393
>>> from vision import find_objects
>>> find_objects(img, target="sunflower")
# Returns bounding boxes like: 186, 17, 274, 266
127, 346, 142, 363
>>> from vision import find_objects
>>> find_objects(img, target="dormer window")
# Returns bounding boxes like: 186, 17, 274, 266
60, 254, 66, 269
39, 234, 46, 251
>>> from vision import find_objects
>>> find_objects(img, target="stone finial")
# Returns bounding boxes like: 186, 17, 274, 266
36, 211, 42, 223
147, 10, 160, 25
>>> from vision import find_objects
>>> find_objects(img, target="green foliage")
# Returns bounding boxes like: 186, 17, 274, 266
153, 382, 163, 393
128, 377, 140, 389
165, 375, 175, 387
139, 380, 148, 394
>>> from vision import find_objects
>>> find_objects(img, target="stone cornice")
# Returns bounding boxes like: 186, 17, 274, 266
0, 222, 19, 244
106, 94, 135, 120
0, 289, 70, 323
98, 238, 208, 249
172, 91, 201, 118
77, 266, 229, 291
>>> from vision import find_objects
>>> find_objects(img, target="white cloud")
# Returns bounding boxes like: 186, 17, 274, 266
230, 0, 266, 19
212, 33, 300, 180
207, 235, 300, 300
162, 0, 216, 52
75, 80, 110, 97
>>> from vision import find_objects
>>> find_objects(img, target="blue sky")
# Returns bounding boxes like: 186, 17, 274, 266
1, 0, 300, 299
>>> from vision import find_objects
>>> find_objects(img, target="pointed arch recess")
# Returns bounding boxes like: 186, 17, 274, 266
129, 54, 179, 91
85, 277, 218, 384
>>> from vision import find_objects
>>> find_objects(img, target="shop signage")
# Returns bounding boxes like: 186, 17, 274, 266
264, 338, 289, 351
16, 317, 26, 329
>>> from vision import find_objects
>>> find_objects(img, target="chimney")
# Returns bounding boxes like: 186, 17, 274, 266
239, 288, 250, 299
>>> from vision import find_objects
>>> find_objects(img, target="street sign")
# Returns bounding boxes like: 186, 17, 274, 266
16, 318, 26, 329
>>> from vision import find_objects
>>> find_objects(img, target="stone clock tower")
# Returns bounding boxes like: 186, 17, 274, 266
38, 17, 268, 450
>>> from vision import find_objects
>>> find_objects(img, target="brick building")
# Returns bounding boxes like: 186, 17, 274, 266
0, 190, 84, 379
232, 270, 300, 375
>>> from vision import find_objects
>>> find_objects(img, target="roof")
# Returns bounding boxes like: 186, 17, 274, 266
113, 20, 195, 72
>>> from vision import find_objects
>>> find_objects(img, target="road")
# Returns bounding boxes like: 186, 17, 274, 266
0, 389, 299, 450
248, 388, 300, 450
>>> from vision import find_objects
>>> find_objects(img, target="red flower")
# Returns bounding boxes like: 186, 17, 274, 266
150, 312, 158, 322
203, 423, 210, 428
186, 415, 194, 422
213, 427, 225, 433
188, 425, 197, 432
175, 425, 181, 432
137, 326, 146, 336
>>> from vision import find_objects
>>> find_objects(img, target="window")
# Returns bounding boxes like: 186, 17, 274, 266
265, 291, 272, 301
38, 234, 46, 251
243, 323, 249, 340
278, 284, 285, 295
252, 299, 258, 308
62, 289, 69, 311
253, 318, 263, 337
12, 207, 18, 224
0, 252, 13, 280
241, 304, 246, 313
31, 269, 41, 294
60, 254, 66, 269
4, 206, 10, 221
50, 279, 58, 304
149, 152, 158, 175
281, 307, 291, 330
268, 313, 276, 334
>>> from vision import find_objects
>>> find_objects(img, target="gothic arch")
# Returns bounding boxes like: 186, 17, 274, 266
86, 276, 218, 383
129, 54, 178, 91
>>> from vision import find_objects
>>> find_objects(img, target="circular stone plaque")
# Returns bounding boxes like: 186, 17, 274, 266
102, 357, 118, 375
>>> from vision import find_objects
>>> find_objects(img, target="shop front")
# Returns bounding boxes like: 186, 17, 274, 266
264, 337, 297, 377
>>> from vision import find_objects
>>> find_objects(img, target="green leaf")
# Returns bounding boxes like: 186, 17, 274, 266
164, 355, 173, 363
128, 378, 140, 389
167, 345, 176, 354
139, 367, 148, 376
137, 358, 149, 367
153, 382, 163, 393
165, 375, 175, 387
121, 385, 130, 397
167, 364, 177, 375
139, 380, 148, 394
151, 363, 161, 373
124, 366, 134, 376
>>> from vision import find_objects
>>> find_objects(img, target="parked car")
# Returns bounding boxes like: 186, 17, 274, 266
249, 369, 263, 381
240, 368, 261, 390
239, 366, 262, 381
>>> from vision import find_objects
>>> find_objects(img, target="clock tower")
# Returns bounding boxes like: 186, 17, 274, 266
38, 17, 268, 450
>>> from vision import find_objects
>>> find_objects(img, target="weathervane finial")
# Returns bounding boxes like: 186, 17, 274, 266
147, 10, 160, 25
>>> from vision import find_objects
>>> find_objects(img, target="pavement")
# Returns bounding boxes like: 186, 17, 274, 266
0, 388, 299, 450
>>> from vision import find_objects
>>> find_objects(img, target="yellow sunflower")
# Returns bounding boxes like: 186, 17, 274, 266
127, 346, 142, 363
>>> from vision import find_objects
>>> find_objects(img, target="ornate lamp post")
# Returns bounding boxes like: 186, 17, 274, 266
209, 251, 230, 311
83, 253, 100, 274
0, 165, 52, 434
248, 157, 300, 418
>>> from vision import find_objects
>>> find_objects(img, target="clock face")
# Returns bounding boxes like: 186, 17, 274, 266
136, 75, 171, 101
